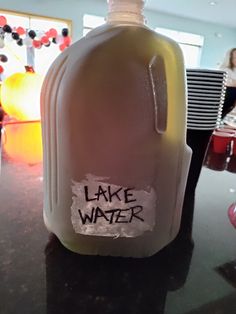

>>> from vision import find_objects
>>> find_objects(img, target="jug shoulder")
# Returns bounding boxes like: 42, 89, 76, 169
57, 23, 183, 79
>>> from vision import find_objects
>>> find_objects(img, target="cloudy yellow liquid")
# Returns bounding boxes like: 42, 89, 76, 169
41, 23, 191, 257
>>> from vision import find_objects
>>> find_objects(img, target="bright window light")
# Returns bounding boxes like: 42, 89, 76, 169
83, 14, 105, 36
155, 27, 204, 68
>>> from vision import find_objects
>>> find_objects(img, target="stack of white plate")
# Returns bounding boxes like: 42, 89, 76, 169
186, 69, 227, 130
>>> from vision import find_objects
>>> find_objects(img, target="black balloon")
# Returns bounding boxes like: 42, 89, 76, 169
17, 38, 23, 46
3, 24, 12, 33
28, 30, 36, 39
62, 28, 68, 37
0, 54, 8, 62
12, 32, 20, 40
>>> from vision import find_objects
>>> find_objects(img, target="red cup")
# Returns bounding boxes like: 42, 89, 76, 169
215, 128, 236, 135
227, 155, 236, 173
233, 137, 236, 155
204, 151, 227, 171
212, 132, 233, 154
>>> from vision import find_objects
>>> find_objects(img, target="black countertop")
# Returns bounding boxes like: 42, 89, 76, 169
0, 143, 236, 314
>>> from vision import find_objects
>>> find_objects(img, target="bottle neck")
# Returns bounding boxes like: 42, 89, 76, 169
107, 0, 146, 25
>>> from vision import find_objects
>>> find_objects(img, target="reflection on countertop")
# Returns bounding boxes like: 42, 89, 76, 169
45, 233, 193, 314
0, 146, 236, 314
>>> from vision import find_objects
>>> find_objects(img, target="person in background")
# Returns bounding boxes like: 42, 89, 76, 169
220, 48, 236, 118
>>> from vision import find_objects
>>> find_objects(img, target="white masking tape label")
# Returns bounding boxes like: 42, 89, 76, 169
71, 174, 156, 238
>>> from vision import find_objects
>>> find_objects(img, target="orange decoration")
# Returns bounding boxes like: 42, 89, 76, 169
1, 70, 43, 120
3, 121, 42, 164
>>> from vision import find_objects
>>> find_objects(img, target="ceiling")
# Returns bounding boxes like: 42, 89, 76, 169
145, 0, 236, 28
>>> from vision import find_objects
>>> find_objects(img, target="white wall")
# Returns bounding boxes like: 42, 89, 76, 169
0, 0, 235, 68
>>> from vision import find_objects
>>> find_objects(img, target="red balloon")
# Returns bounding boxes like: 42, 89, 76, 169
16, 26, 26, 35
59, 43, 66, 51
33, 40, 42, 49
64, 36, 72, 47
0, 16, 7, 27
41, 35, 49, 44
0, 65, 4, 73
48, 28, 58, 38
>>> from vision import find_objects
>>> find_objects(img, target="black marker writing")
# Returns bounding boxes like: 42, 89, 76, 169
78, 206, 144, 225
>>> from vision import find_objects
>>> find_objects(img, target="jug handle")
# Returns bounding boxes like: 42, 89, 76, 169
149, 55, 167, 134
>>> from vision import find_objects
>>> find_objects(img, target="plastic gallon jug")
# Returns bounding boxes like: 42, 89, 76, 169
41, 0, 192, 257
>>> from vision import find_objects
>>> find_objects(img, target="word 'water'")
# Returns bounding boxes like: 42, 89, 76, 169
71, 175, 156, 238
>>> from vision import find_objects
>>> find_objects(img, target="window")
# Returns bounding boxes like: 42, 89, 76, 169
0, 10, 71, 78
155, 27, 204, 68
82, 15, 204, 68
83, 14, 105, 36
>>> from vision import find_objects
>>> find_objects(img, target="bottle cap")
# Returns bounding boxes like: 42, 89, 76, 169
107, 0, 146, 24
